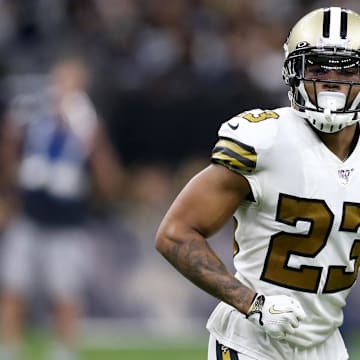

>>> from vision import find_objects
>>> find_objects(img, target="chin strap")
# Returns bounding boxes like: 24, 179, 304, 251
296, 84, 358, 132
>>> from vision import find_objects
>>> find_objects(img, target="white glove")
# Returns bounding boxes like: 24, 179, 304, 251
246, 294, 306, 339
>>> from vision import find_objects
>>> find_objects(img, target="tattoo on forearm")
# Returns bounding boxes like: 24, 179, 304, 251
164, 237, 253, 313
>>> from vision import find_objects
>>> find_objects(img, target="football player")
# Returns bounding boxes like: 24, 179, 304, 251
156, 7, 360, 360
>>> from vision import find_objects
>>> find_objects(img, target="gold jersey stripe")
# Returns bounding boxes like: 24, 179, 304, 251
215, 137, 255, 154
211, 137, 257, 173
223, 350, 231, 360
215, 341, 238, 360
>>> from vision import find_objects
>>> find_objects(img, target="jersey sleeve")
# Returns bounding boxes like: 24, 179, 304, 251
211, 109, 280, 175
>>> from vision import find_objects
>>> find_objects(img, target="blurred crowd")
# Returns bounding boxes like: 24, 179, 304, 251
1, 0, 354, 164
0, 0, 359, 356
0, 0, 359, 164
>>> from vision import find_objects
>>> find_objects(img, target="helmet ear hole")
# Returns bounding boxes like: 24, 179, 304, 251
288, 76, 300, 88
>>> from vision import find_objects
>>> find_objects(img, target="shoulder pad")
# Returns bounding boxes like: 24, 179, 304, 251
211, 109, 281, 174
220, 109, 280, 144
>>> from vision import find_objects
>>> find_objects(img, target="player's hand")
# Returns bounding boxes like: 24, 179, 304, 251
246, 294, 306, 339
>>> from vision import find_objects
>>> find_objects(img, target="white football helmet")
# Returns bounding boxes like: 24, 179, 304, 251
283, 7, 360, 133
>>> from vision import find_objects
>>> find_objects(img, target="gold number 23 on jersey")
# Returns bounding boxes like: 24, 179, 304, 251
261, 193, 360, 293
242, 110, 279, 123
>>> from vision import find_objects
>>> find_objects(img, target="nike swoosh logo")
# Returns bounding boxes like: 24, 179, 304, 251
228, 122, 239, 130
269, 305, 292, 315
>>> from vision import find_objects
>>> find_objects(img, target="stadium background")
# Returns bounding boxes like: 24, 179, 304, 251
1, 0, 360, 358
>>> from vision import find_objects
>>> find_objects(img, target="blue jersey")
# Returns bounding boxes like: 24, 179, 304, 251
14, 91, 98, 226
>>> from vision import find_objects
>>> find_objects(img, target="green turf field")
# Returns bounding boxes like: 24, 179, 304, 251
24, 342, 360, 360
82, 348, 207, 360
27, 346, 207, 360
23, 331, 208, 360
21, 330, 360, 360
26, 344, 207, 360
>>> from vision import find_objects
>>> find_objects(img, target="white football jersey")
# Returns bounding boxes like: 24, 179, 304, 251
207, 106, 360, 350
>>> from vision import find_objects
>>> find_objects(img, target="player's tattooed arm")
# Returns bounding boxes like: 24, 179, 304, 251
155, 164, 256, 315
164, 234, 255, 314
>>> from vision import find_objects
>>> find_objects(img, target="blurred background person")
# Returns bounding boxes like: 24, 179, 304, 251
0, 54, 123, 360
